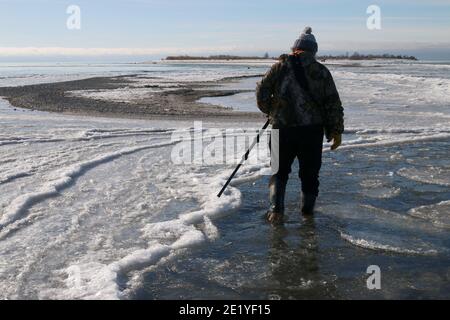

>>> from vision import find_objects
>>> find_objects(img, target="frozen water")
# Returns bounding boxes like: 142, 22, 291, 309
409, 201, 450, 229
1, 59, 450, 299
0, 95, 268, 299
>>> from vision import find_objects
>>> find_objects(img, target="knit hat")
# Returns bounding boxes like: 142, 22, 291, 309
292, 27, 318, 54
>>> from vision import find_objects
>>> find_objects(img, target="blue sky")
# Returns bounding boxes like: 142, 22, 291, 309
0, 0, 449, 60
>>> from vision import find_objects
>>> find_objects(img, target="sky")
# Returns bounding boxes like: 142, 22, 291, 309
0, 0, 449, 61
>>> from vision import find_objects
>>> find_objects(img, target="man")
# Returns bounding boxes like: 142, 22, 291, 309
256, 27, 344, 223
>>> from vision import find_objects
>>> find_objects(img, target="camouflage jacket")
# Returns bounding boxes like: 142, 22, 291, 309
256, 52, 344, 140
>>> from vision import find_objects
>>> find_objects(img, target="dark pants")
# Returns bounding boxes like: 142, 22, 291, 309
270, 125, 324, 197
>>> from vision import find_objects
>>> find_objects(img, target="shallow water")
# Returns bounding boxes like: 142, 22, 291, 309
134, 139, 450, 300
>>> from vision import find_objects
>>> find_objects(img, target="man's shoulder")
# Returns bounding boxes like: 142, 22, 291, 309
265, 55, 289, 75
278, 54, 289, 62
273, 54, 289, 69
308, 60, 332, 79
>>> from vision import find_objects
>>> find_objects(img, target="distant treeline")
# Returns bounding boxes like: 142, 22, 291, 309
165, 52, 418, 61
318, 52, 418, 61
165, 54, 273, 61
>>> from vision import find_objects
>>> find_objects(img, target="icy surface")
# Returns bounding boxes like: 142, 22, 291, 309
409, 201, 450, 229
0, 59, 449, 299
0, 96, 267, 299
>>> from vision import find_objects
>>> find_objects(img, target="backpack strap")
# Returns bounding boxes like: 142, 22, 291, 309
290, 55, 326, 121
290, 55, 315, 102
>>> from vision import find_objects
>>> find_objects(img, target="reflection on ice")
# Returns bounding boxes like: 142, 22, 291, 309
409, 201, 450, 229
398, 166, 450, 187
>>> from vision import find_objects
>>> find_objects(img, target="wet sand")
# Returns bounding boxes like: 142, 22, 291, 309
0, 74, 265, 122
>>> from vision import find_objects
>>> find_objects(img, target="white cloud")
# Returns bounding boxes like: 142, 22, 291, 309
318, 39, 450, 51
0, 46, 238, 57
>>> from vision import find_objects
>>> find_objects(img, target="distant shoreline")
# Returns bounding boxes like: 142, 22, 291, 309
165, 55, 276, 61
164, 53, 418, 61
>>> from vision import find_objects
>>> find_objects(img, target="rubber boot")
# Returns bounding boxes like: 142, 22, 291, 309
301, 193, 317, 216
267, 177, 287, 224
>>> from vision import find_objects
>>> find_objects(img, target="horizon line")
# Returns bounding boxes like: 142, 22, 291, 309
0, 44, 449, 57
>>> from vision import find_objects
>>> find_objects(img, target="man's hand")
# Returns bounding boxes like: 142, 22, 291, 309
328, 134, 342, 151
